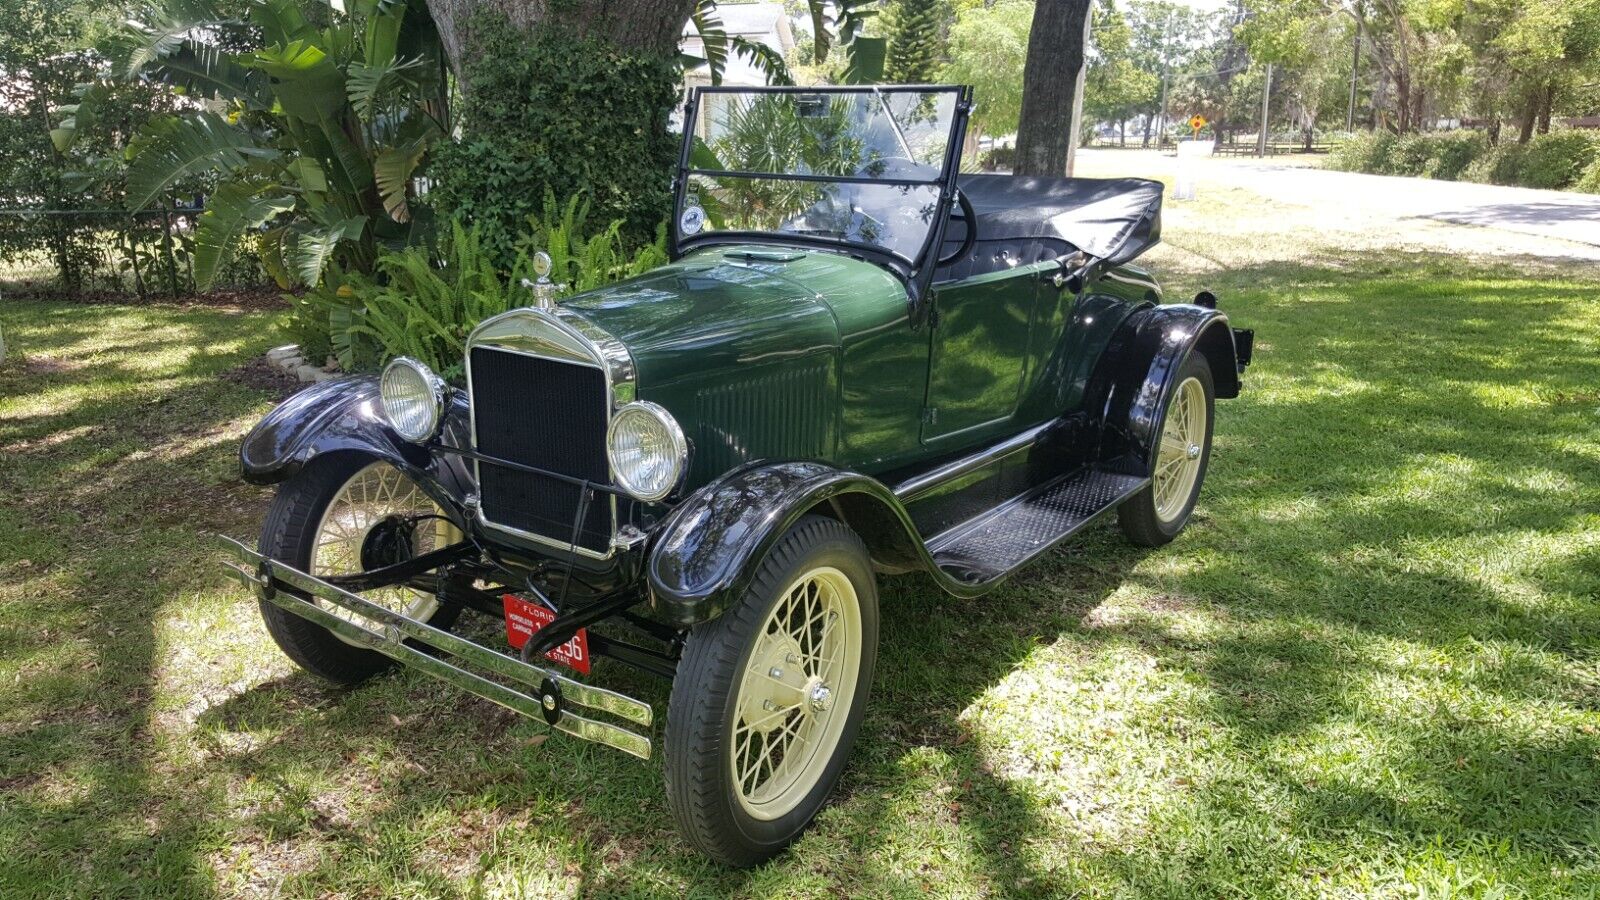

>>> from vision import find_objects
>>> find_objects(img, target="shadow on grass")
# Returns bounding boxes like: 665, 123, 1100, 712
3, 250, 1599, 895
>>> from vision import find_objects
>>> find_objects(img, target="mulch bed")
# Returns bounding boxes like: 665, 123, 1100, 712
221, 355, 303, 401
0, 284, 292, 312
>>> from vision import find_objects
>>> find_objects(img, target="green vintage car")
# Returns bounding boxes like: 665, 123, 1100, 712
221, 85, 1251, 865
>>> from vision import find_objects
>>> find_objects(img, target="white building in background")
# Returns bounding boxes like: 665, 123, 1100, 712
680, 2, 796, 89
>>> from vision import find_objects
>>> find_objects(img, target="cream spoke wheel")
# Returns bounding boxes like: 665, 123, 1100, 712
309, 462, 457, 645
665, 516, 877, 866
1152, 376, 1208, 524
730, 565, 863, 821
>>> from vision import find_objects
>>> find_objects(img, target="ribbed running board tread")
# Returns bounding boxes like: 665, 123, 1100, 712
928, 468, 1148, 585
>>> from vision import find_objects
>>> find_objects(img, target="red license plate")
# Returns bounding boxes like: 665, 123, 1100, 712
502, 594, 590, 674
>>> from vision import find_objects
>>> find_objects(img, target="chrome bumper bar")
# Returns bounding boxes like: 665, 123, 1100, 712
217, 535, 653, 759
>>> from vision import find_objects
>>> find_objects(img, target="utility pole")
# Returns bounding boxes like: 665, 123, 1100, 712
1257, 61, 1273, 157
1346, 15, 1362, 130
1158, 9, 1173, 146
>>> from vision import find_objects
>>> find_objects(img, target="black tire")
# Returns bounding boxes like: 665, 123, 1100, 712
257, 453, 460, 685
664, 515, 880, 867
1118, 352, 1216, 547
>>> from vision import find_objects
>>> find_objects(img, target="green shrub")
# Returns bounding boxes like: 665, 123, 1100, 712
1417, 132, 1487, 180
426, 15, 680, 270
284, 196, 668, 379
1327, 131, 1397, 174
1516, 130, 1600, 190
1462, 141, 1527, 185
1332, 131, 1487, 180
979, 145, 1015, 171
1381, 133, 1434, 176
1575, 155, 1600, 194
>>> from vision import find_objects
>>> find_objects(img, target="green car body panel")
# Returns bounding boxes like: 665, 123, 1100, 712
561, 243, 1162, 493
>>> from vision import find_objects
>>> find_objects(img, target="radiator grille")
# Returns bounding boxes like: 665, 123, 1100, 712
469, 347, 613, 554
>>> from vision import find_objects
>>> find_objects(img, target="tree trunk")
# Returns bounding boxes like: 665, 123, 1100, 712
1517, 96, 1537, 143
1013, 0, 1093, 177
1142, 114, 1153, 147
1537, 84, 1553, 135
426, 0, 697, 82
963, 125, 985, 169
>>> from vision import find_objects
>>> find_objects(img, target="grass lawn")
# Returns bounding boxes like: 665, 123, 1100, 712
1, 183, 1598, 898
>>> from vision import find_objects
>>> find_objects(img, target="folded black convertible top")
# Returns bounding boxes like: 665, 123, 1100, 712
955, 174, 1164, 265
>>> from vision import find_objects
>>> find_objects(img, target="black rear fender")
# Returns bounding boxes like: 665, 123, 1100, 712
1089, 303, 1240, 477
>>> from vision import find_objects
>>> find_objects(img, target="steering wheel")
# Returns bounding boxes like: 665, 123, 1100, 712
938, 188, 977, 267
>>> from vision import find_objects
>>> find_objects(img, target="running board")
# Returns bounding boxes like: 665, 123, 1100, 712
927, 467, 1148, 585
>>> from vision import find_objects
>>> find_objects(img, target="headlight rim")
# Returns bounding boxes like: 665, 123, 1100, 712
606, 400, 687, 502
380, 356, 446, 443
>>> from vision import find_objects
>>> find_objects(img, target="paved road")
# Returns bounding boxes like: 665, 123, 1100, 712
1079, 148, 1600, 253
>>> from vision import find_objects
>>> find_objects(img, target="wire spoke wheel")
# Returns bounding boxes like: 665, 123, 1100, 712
730, 565, 863, 821
310, 462, 457, 644
666, 515, 878, 866
1153, 376, 1207, 523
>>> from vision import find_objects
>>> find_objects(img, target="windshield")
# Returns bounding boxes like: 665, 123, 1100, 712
677, 87, 964, 265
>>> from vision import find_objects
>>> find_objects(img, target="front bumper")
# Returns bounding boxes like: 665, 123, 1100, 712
217, 536, 654, 759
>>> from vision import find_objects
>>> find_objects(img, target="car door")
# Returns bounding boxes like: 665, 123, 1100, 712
920, 258, 1051, 447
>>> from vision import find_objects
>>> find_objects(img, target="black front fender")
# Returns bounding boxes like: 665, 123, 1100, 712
646, 461, 978, 627
239, 377, 476, 512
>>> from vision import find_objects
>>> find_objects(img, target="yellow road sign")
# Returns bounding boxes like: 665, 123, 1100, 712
1188, 115, 1207, 132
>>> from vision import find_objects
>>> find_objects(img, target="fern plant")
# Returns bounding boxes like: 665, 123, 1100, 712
295, 197, 668, 380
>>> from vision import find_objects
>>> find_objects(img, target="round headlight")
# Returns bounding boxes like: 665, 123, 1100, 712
379, 357, 444, 442
607, 401, 687, 502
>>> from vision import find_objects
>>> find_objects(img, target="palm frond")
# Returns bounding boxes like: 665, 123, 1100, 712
288, 215, 367, 285
730, 36, 794, 86
689, 0, 729, 84
346, 55, 424, 121
372, 132, 433, 222
193, 182, 295, 289
125, 112, 265, 210
832, 0, 878, 47
151, 41, 271, 109
120, 0, 232, 77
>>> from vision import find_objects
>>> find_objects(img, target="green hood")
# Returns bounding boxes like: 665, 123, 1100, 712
558, 245, 911, 484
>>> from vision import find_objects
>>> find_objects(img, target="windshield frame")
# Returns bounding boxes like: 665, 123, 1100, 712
670, 84, 972, 308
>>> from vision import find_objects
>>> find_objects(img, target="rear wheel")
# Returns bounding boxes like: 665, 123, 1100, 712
1118, 352, 1215, 547
665, 515, 879, 867
257, 454, 462, 685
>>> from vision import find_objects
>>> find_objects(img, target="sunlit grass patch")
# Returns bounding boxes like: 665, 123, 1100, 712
3, 198, 1599, 896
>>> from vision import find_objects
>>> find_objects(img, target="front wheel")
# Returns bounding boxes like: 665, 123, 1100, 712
1118, 352, 1216, 547
257, 453, 462, 685
664, 515, 879, 867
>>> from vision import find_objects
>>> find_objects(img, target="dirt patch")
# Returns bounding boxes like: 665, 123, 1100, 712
21, 355, 84, 375
221, 356, 302, 400
1081, 594, 1195, 631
